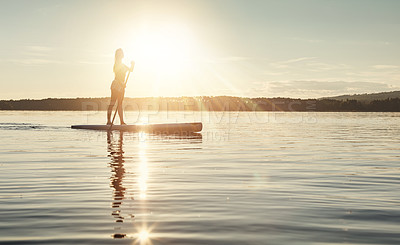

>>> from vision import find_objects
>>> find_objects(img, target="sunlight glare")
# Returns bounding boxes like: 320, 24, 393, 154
139, 230, 149, 242
138, 136, 148, 200
118, 21, 207, 96
127, 23, 198, 76
133, 226, 155, 245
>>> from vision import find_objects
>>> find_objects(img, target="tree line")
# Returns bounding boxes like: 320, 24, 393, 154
0, 96, 399, 112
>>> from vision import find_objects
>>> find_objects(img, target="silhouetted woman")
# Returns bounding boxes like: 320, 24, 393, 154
107, 48, 134, 125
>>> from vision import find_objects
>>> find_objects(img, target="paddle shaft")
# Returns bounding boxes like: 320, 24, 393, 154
109, 71, 131, 130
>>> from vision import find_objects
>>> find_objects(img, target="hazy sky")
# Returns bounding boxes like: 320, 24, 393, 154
1, 0, 400, 99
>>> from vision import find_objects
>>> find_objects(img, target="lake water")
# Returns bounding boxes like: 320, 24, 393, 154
0, 111, 399, 245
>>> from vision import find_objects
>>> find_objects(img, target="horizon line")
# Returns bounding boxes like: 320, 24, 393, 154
1, 90, 400, 102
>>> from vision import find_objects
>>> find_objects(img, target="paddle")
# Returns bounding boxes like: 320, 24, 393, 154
108, 69, 132, 131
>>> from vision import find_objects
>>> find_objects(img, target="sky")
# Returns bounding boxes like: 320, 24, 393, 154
1, 0, 400, 99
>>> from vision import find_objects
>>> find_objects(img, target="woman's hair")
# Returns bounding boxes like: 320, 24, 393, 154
114, 48, 124, 72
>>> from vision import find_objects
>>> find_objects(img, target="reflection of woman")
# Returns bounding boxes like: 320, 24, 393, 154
107, 48, 134, 125
107, 131, 127, 238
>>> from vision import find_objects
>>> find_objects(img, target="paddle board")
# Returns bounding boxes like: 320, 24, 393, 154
71, 122, 202, 133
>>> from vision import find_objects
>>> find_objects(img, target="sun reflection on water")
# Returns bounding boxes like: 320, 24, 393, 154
138, 156, 148, 200
132, 226, 154, 245
107, 132, 158, 242
135, 133, 153, 244
106, 130, 202, 243
138, 132, 148, 200
139, 229, 149, 242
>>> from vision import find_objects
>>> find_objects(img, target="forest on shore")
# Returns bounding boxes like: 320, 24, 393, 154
0, 96, 399, 112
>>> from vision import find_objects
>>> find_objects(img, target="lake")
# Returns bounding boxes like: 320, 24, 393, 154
0, 111, 399, 244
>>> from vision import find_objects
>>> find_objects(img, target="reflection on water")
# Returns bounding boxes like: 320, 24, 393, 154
106, 131, 203, 243
107, 131, 129, 239
138, 132, 148, 200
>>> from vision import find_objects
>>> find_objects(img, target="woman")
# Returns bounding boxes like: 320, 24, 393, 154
107, 48, 134, 125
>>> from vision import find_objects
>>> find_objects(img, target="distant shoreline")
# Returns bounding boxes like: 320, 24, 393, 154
0, 96, 399, 112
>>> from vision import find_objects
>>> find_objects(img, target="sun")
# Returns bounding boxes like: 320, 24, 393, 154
116, 21, 207, 96
125, 23, 199, 77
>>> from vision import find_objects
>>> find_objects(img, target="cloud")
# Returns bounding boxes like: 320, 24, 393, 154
204, 56, 251, 63
10, 45, 61, 65
252, 80, 398, 98
220, 56, 250, 62
77, 60, 108, 65
21, 45, 54, 56
270, 57, 316, 68
269, 57, 352, 72
24, 45, 54, 52
292, 37, 323, 43
9, 58, 62, 65
340, 40, 392, 46
305, 62, 351, 71
372, 65, 399, 70
263, 71, 288, 76
280, 57, 316, 64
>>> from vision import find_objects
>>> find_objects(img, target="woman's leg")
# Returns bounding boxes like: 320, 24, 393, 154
117, 91, 125, 124
107, 91, 118, 124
